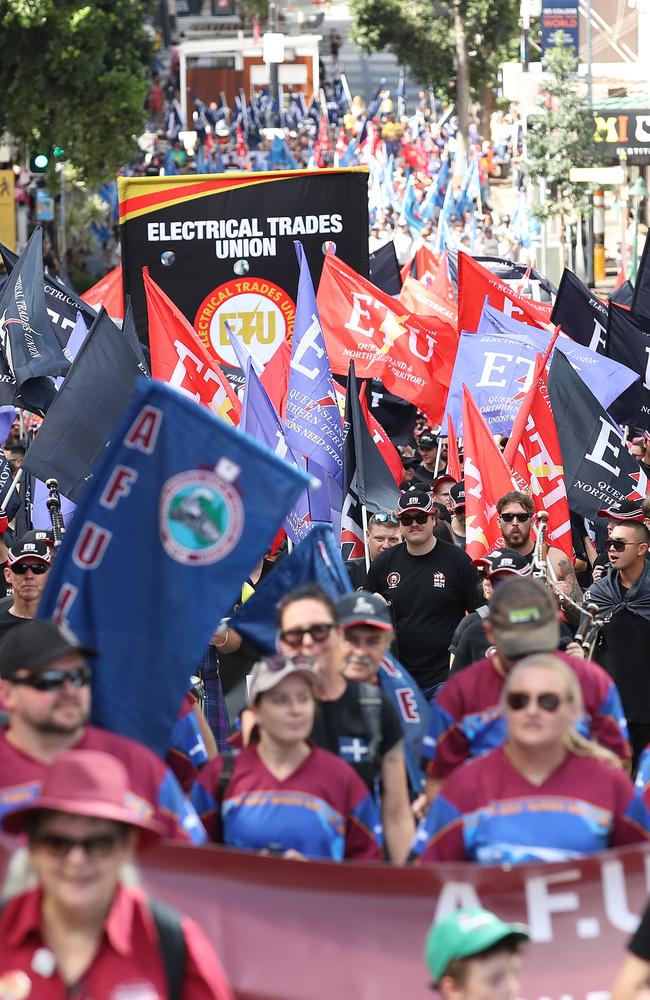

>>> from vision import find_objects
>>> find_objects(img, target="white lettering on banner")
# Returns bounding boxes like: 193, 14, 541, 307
645, 346, 650, 389
601, 858, 641, 934
46, 307, 76, 334
464, 456, 483, 500
636, 116, 650, 142
124, 405, 163, 454
170, 339, 224, 407
345, 294, 374, 337
408, 330, 435, 363
147, 214, 343, 246
525, 869, 582, 942
589, 318, 607, 353
273, 429, 289, 460
100, 466, 139, 510
290, 314, 324, 379
433, 882, 483, 921
371, 391, 383, 408
584, 418, 622, 475
501, 296, 525, 320
52, 583, 79, 626
526, 419, 567, 509
477, 352, 511, 389
72, 522, 113, 571
395, 687, 420, 723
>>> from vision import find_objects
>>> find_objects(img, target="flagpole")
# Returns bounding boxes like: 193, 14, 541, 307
432, 441, 443, 479
0, 467, 22, 510
361, 503, 371, 571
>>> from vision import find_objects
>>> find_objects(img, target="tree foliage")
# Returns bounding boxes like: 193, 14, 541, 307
349, 0, 519, 100
0, 0, 154, 183
524, 46, 607, 222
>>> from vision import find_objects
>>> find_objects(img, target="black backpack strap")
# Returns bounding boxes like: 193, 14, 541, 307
215, 752, 235, 843
358, 683, 383, 767
150, 898, 187, 1000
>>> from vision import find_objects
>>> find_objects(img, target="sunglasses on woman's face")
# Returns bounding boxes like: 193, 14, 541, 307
398, 512, 430, 526
279, 623, 335, 649
33, 831, 124, 859
506, 691, 566, 712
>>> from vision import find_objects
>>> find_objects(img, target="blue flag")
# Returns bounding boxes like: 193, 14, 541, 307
231, 525, 428, 791
443, 305, 639, 435
38, 378, 310, 758
286, 242, 344, 527
241, 359, 312, 543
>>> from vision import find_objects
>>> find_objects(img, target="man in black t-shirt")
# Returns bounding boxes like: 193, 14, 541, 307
366, 488, 479, 698
277, 583, 414, 864
0, 537, 52, 644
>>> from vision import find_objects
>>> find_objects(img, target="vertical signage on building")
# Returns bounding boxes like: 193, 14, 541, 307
541, 0, 579, 54
0, 170, 16, 250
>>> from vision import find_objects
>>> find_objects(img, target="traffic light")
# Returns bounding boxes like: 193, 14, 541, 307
29, 145, 65, 174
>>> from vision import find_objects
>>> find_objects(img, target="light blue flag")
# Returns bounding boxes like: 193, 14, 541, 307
442, 304, 640, 435
241, 358, 313, 543
286, 241, 344, 525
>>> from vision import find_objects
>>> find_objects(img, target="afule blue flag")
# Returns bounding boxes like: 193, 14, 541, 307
231, 525, 429, 792
38, 378, 310, 758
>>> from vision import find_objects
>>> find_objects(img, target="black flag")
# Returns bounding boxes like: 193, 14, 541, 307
122, 297, 150, 377
369, 241, 402, 295
606, 302, 650, 431
632, 231, 650, 317
547, 349, 648, 520
610, 279, 634, 307
0, 229, 70, 390
0, 233, 96, 351
551, 269, 609, 350
341, 361, 400, 560
22, 308, 143, 502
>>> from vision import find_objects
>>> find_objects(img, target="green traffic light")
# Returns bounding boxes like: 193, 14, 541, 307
33, 153, 49, 169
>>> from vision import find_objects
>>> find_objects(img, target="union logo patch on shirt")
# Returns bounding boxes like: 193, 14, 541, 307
338, 737, 369, 763
387, 571, 401, 589
433, 572, 446, 588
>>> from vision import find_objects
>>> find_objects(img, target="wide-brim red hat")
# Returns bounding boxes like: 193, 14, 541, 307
2, 749, 163, 847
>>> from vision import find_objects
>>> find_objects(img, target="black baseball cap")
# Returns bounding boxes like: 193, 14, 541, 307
397, 489, 434, 515
0, 620, 97, 679
20, 528, 56, 550
336, 592, 393, 631
595, 499, 645, 522
475, 548, 532, 579
449, 481, 465, 509
7, 538, 52, 568
418, 434, 438, 450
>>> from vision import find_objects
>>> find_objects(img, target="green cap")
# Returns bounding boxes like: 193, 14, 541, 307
425, 908, 529, 983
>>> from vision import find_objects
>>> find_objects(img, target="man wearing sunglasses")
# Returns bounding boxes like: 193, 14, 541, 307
585, 521, 650, 766
0, 619, 206, 844
0, 538, 51, 642
497, 492, 582, 607
344, 510, 402, 590
366, 488, 480, 700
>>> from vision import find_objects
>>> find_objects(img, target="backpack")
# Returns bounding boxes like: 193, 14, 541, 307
358, 683, 383, 768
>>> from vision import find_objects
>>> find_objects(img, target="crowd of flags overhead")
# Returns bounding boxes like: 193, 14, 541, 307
2, 215, 650, 757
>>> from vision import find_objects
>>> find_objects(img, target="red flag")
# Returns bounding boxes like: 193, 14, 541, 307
81, 266, 124, 320
399, 275, 458, 330
235, 125, 250, 169
445, 412, 462, 483
359, 388, 403, 488
143, 268, 241, 425
317, 253, 458, 425
413, 244, 439, 281
504, 356, 573, 560
462, 385, 515, 561
428, 250, 455, 305
260, 339, 291, 419
457, 252, 553, 336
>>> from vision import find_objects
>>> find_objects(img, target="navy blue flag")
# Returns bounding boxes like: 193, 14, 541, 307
0, 236, 96, 350
22, 307, 144, 502
231, 524, 428, 792
369, 241, 402, 296
551, 268, 609, 350
606, 302, 650, 431
0, 452, 22, 522
548, 349, 648, 520
0, 228, 70, 391
633, 231, 650, 318
610, 279, 634, 308
38, 378, 311, 758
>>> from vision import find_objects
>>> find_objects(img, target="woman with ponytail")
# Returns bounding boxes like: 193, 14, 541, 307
410, 654, 650, 864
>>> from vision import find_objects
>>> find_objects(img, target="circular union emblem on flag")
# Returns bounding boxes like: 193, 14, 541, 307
160, 469, 244, 565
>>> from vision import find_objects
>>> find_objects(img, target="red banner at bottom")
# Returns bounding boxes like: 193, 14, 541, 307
3, 840, 650, 998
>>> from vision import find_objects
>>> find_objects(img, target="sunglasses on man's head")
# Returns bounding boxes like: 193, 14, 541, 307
369, 512, 399, 526
506, 691, 566, 712
500, 512, 531, 524
605, 538, 637, 552
10, 665, 92, 692
279, 623, 335, 649
10, 561, 48, 575
399, 512, 430, 526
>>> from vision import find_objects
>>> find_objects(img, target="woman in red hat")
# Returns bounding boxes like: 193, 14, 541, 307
0, 749, 234, 999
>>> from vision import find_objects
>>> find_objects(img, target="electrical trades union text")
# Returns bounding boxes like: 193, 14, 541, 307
147, 215, 344, 260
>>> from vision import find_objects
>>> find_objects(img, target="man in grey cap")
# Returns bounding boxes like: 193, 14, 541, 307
423, 577, 631, 801
338, 590, 394, 685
